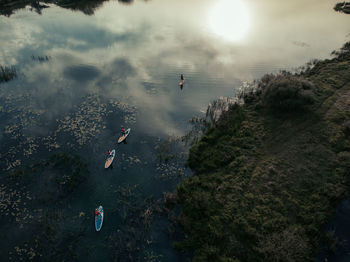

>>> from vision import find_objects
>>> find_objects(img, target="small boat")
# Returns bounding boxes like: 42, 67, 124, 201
105, 149, 115, 169
118, 128, 131, 144
95, 205, 104, 232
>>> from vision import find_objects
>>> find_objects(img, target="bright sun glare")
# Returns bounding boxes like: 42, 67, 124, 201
208, 0, 251, 42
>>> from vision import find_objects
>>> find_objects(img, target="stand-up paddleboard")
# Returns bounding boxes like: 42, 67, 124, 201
95, 205, 104, 232
104, 149, 115, 169
118, 128, 131, 144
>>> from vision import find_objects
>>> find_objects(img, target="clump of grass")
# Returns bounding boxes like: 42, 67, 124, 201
0, 65, 17, 83
257, 226, 310, 262
260, 75, 315, 112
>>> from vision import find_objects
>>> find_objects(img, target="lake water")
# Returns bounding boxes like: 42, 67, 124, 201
0, 0, 349, 261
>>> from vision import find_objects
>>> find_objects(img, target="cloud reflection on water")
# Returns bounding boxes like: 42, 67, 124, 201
0, 0, 350, 141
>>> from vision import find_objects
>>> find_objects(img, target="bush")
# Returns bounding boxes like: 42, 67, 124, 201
258, 226, 311, 262
261, 75, 315, 112
343, 120, 350, 136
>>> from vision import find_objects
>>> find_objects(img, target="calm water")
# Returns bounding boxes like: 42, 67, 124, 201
0, 0, 349, 261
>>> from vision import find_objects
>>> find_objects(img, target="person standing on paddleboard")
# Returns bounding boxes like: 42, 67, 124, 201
120, 128, 127, 144
179, 74, 184, 89
121, 128, 127, 142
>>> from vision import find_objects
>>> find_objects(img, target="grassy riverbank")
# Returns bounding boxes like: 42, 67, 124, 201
175, 42, 350, 261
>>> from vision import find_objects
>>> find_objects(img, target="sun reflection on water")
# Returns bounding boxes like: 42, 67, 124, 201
208, 0, 251, 42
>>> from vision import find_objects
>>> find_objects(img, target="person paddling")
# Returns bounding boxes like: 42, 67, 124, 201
121, 128, 128, 144
95, 209, 100, 216
179, 74, 184, 89
106, 150, 111, 158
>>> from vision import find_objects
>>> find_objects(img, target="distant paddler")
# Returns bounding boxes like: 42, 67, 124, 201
95, 206, 104, 231
179, 74, 185, 89
105, 149, 115, 169
118, 127, 131, 144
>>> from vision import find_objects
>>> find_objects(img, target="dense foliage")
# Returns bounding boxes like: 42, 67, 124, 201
175, 42, 350, 261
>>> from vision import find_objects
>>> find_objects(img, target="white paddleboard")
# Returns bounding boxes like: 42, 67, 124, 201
104, 149, 115, 169
118, 128, 131, 144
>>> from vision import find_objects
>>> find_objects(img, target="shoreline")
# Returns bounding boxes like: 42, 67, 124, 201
175, 42, 350, 261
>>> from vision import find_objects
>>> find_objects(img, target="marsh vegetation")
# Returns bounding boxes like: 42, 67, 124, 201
175, 42, 350, 262
0, 153, 88, 261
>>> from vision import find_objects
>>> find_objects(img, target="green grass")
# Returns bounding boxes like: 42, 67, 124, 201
175, 42, 350, 262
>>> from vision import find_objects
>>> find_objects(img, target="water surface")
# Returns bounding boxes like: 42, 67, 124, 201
0, 0, 349, 261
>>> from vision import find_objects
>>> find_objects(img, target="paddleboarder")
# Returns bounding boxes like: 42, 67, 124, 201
95, 206, 104, 231
179, 74, 184, 89
121, 128, 127, 144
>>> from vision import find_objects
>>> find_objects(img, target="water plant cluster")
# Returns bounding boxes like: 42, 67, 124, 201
0, 153, 88, 261
334, 2, 350, 14
175, 42, 350, 261
0, 65, 17, 83
107, 184, 166, 261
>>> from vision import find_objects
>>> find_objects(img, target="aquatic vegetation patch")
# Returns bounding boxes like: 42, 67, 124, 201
0, 153, 89, 261
0, 65, 17, 83
55, 94, 108, 146
7, 153, 88, 200
176, 42, 350, 261
109, 99, 138, 125
31, 55, 51, 62
0, 91, 138, 170
334, 2, 350, 14
154, 136, 189, 181
108, 184, 167, 261
121, 153, 143, 166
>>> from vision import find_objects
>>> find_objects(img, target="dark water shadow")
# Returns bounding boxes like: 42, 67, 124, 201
318, 199, 350, 262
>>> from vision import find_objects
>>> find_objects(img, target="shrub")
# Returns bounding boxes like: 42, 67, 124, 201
343, 120, 350, 136
261, 75, 315, 112
258, 226, 311, 262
